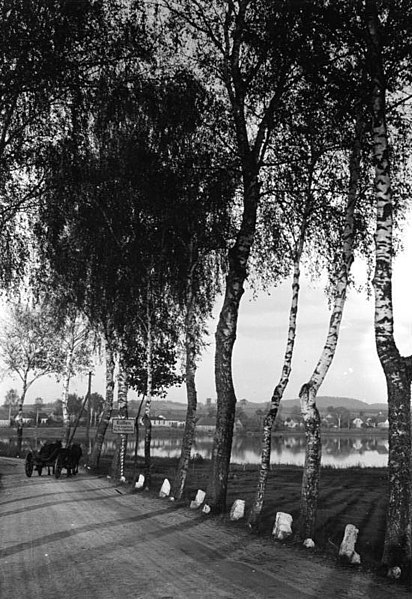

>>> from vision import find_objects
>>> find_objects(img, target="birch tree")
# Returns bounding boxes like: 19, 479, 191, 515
89, 331, 116, 469
110, 355, 129, 480
365, 0, 412, 577
3, 388, 19, 423
0, 1, 136, 289
0, 302, 64, 450
247, 208, 307, 527
162, 0, 323, 513
0, 302, 64, 411
296, 114, 365, 543
56, 313, 93, 444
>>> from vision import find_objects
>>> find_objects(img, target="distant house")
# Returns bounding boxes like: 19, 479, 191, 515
196, 417, 216, 433
18, 413, 35, 426
151, 417, 184, 429
352, 417, 364, 429
376, 417, 389, 429
284, 417, 302, 429
38, 412, 49, 425
322, 413, 337, 428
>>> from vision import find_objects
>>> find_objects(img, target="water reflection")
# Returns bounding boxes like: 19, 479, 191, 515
0, 431, 388, 468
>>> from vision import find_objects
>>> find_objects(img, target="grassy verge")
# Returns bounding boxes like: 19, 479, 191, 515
93, 453, 391, 577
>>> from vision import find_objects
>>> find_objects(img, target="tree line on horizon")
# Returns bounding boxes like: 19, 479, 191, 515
0, 0, 410, 578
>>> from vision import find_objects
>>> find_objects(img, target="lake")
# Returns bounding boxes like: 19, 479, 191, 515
0, 429, 389, 468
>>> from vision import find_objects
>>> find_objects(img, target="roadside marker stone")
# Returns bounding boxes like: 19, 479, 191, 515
135, 474, 145, 489
339, 524, 361, 565
272, 512, 293, 540
303, 538, 315, 549
190, 489, 206, 509
230, 499, 245, 521
159, 478, 171, 498
387, 566, 401, 579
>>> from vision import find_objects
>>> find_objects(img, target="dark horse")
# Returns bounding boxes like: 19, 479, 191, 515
55, 443, 82, 478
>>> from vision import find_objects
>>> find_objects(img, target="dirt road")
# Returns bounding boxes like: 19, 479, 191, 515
0, 457, 409, 599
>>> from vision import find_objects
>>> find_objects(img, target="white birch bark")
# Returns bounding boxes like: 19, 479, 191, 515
90, 336, 115, 469
111, 355, 128, 479
248, 220, 306, 527
61, 348, 74, 445
366, 0, 412, 573
298, 115, 363, 542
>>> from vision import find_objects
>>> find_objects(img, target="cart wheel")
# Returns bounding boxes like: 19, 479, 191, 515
37, 467, 43, 476
54, 457, 62, 479
25, 454, 34, 478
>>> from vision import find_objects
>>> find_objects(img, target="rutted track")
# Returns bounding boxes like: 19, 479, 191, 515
0, 457, 409, 599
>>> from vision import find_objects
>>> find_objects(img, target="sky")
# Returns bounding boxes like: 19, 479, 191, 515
0, 219, 410, 408
172, 219, 411, 406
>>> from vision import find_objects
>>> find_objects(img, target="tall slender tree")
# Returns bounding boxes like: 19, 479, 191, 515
247, 208, 307, 527
111, 355, 129, 479
365, 0, 412, 577
162, 0, 332, 512
89, 329, 116, 469
3, 388, 19, 423
296, 111, 365, 542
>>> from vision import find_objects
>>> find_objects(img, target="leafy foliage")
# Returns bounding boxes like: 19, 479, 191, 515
0, 302, 65, 400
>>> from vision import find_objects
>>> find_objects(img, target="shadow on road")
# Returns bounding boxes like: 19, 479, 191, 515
0, 506, 204, 559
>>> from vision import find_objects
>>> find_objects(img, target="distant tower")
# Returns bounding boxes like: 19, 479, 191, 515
206, 397, 212, 408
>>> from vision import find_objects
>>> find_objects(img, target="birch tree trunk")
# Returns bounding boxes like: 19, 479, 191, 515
16, 381, 28, 456
205, 165, 260, 512
248, 227, 305, 527
172, 286, 198, 500
297, 118, 363, 542
143, 297, 153, 488
111, 358, 128, 479
89, 339, 115, 469
366, 0, 412, 574
61, 349, 73, 446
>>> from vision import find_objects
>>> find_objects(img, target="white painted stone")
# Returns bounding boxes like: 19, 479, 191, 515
339, 524, 360, 564
135, 474, 145, 489
387, 566, 401, 579
202, 504, 211, 514
190, 489, 206, 509
303, 538, 315, 549
159, 478, 171, 498
195, 489, 206, 504
120, 476, 126, 483
230, 499, 245, 521
272, 512, 293, 540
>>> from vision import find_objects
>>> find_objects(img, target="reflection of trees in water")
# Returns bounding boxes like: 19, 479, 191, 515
322, 436, 389, 460
0, 436, 43, 456
0, 431, 389, 465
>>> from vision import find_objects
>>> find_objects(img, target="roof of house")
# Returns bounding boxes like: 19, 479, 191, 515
376, 415, 388, 423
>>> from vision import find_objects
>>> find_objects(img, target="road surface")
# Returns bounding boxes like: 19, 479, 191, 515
0, 457, 409, 599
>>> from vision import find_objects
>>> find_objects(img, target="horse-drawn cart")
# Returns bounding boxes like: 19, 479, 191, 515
25, 441, 62, 477
25, 441, 82, 479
